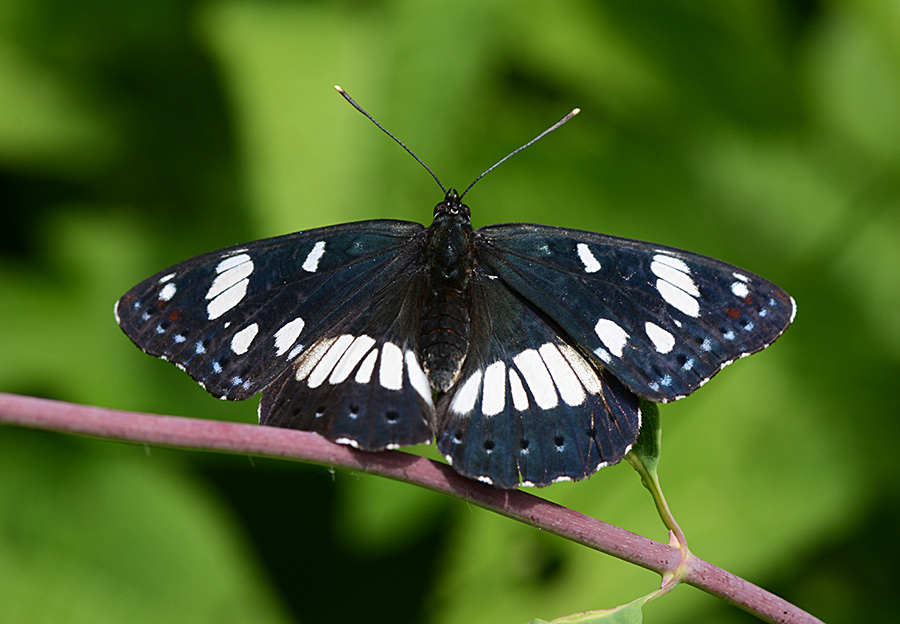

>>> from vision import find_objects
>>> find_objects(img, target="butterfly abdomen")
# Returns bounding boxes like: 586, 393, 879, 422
420, 192, 476, 393
420, 287, 470, 393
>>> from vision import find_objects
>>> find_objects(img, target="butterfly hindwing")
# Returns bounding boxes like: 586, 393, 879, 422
475, 224, 796, 403
436, 274, 641, 488
259, 274, 435, 451
115, 220, 425, 400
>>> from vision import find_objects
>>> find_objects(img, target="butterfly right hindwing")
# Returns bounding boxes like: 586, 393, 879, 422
436, 271, 641, 488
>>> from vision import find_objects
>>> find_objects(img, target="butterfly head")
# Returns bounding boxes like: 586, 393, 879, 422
433, 189, 471, 222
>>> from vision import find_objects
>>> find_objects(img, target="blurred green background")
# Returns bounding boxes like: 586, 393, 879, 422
1, 0, 898, 622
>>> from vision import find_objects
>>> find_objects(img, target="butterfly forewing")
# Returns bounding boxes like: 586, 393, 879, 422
436, 274, 641, 488
475, 224, 796, 403
115, 220, 425, 399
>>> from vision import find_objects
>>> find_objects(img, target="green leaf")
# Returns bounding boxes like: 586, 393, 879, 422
629, 400, 662, 475
530, 596, 645, 624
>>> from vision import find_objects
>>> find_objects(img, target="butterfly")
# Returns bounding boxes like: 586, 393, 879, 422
115, 90, 795, 488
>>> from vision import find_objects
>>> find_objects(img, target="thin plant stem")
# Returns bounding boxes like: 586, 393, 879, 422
0, 392, 822, 624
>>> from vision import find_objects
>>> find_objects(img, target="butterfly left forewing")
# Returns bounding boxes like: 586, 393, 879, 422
436, 274, 641, 488
475, 224, 795, 403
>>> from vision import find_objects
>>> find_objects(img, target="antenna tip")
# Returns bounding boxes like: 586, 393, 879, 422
571, 108, 581, 116
334, 85, 345, 93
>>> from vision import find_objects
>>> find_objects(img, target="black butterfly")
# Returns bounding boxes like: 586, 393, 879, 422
115, 93, 795, 488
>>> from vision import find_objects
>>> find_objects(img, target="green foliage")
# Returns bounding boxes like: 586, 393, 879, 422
2, 1, 899, 623
0, 429, 287, 623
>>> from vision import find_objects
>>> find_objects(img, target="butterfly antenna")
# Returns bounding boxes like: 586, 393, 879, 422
335, 85, 447, 194
459, 107, 580, 200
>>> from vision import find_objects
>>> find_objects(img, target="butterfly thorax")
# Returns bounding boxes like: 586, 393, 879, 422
419, 189, 475, 393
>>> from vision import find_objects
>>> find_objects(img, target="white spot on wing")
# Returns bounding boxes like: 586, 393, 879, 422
274, 316, 306, 356
206, 254, 254, 320
557, 343, 602, 394
405, 351, 434, 406
652, 253, 691, 274
508, 369, 529, 411
651, 258, 698, 294
594, 318, 629, 358
158, 273, 176, 284
302, 241, 326, 272
450, 370, 482, 415
159, 282, 177, 301
329, 335, 376, 384
655, 279, 700, 317
207, 255, 253, 299
576, 243, 601, 273
295, 336, 337, 382
651, 254, 700, 317
216, 253, 250, 272
594, 347, 612, 364
207, 280, 249, 320
481, 361, 506, 416
539, 343, 585, 407
379, 342, 404, 391
513, 349, 558, 410
731, 281, 750, 298
644, 322, 675, 354
308, 334, 355, 388
355, 348, 379, 384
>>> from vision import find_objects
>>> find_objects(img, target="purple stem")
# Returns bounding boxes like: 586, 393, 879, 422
0, 392, 821, 624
